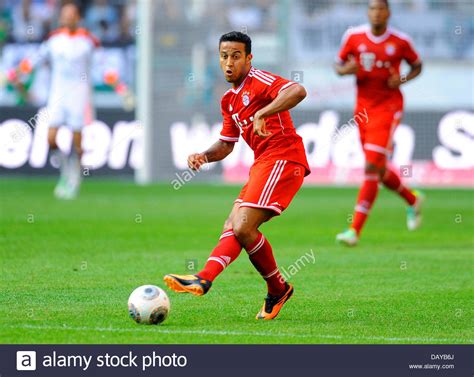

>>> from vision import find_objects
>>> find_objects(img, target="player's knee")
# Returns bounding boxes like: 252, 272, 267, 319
47, 134, 58, 149
73, 144, 83, 157
378, 166, 387, 180
364, 162, 378, 174
223, 217, 233, 231
232, 219, 253, 244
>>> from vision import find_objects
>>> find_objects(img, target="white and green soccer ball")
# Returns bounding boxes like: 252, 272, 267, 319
128, 285, 170, 325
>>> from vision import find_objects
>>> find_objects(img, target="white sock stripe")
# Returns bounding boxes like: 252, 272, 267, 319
263, 268, 279, 279
261, 160, 287, 205
248, 235, 265, 255
355, 205, 370, 214
365, 174, 379, 181
208, 257, 226, 269
219, 231, 234, 240
258, 160, 282, 205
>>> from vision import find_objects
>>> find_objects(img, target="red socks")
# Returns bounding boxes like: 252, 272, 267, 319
382, 168, 416, 206
197, 229, 242, 281
351, 173, 379, 235
352, 168, 416, 235
197, 230, 286, 297
245, 232, 286, 296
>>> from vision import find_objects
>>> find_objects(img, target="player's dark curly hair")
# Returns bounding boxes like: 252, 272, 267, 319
219, 31, 252, 55
370, 0, 390, 7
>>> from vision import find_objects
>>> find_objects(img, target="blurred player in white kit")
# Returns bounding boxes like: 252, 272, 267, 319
21, 3, 99, 199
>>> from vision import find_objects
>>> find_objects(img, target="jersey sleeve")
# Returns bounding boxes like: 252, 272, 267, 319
336, 31, 353, 64
29, 40, 50, 69
219, 99, 240, 143
265, 75, 298, 100
402, 37, 421, 65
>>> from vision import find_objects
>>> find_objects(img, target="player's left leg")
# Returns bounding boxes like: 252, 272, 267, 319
381, 166, 424, 230
379, 113, 424, 230
232, 206, 294, 320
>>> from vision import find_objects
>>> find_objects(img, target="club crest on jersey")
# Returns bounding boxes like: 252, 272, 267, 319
242, 91, 250, 106
385, 43, 396, 56
358, 43, 367, 52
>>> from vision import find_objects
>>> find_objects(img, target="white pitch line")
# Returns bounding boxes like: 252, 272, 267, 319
3, 324, 472, 344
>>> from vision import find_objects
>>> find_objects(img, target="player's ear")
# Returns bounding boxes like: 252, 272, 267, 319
246, 53, 253, 63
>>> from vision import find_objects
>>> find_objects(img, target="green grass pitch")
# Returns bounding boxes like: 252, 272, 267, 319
0, 178, 472, 344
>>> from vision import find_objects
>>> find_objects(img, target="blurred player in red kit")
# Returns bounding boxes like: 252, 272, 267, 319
335, 0, 424, 246
164, 31, 310, 320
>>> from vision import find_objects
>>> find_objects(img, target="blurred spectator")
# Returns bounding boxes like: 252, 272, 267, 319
227, 0, 263, 31
12, 0, 55, 42
0, 6, 11, 47
119, 0, 136, 43
85, 0, 120, 43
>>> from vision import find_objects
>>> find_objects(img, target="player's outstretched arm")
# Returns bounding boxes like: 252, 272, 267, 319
187, 140, 234, 170
253, 83, 306, 137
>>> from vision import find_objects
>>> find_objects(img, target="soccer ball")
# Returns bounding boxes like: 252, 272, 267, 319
128, 285, 170, 325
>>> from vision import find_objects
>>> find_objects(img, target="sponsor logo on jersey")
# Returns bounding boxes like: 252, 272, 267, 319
360, 52, 376, 71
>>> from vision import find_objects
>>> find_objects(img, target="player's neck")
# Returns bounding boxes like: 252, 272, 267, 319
232, 67, 251, 89
371, 25, 388, 36
66, 26, 79, 34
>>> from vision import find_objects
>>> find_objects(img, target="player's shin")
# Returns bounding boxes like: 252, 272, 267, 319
63, 148, 82, 198
351, 173, 379, 235
245, 232, 286, 296
382, 168, 416, 205
52, 150, 68, 198
197, 229, 242, 281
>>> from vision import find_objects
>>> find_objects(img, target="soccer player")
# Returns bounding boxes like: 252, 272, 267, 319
19, 3, 99, 199
334, 0, 423, 246
164, 31, 310, 320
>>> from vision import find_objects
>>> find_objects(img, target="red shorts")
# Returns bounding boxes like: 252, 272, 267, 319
235, 159, 305, 215
358, 109, 402, 167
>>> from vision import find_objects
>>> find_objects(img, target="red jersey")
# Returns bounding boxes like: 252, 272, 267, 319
337, 24, 421, 111
219, 67, 310, 175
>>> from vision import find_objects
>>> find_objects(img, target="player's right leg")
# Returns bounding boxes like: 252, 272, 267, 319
61, 130, 83, 200
336, 150, 384, 246
47, 126, 68, 199
163, 202, 243, 295
47, 99, 68, 198
377, 111, 424, 230
231, 206, 293, 320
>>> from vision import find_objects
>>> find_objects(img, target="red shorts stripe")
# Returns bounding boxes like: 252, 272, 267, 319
236, 159, 305, 215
